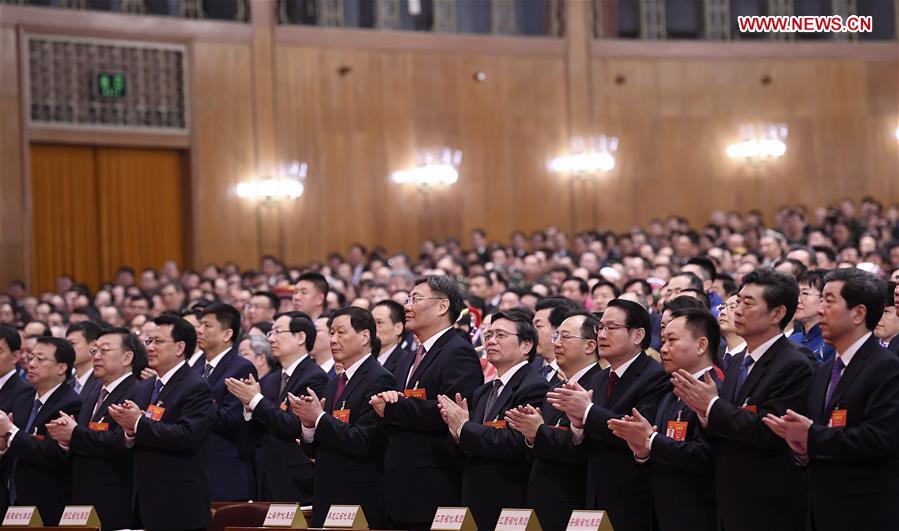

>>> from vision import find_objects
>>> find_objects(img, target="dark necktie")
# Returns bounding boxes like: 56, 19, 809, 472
734, 355, 755, 399
483, 379, 502, 422
538, 364, 553, 380
406, 344, 426, 386
606, 371, 619, 400
203, 363, 213, 380
73, 377, 83, 394
278, 370, 290, 400
824, 357, 845, 406
91, 388, 109, 420
24, 398, 42, 433
723, 352, 734, 371
150, 379, 164, 404
334, 373, 349, 406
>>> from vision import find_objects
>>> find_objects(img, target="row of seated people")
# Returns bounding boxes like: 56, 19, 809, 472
1, 267, 897, 531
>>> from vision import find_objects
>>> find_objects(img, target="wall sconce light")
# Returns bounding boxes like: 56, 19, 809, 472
894, 126, 898, 141
548, 135, 618, 177
236, 161, 307, 201
726, 124, 788, 162
391, 148, 463, 187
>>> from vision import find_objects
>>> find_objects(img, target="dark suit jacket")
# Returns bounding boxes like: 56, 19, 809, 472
68, 375, 138, 529
581, 352, 670, 531
528, 364, 601, 531
132, 362, 216, 530
383, 329, 484, 525
887, 335, 899, 355
302, 355, 396, 528
458, 364, 549, 531
707, 335, 813, 531
805, 335, 899, 531
646, 372, 721, 531
197, 347, 257, 501
380, 345, 413, 385
6, 383, 81, 526
251, 355, 328, 503
0, 371, 33, 519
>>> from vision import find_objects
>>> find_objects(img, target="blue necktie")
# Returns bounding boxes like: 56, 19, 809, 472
203, 363, 213, 380
539, 364, 553, 379
24, 398, 42, 433
824, 357, 845, 407
734, 355, 755, 399
10, 399, 41, 504
150, 379, 164, 404
723, 352, 734, 371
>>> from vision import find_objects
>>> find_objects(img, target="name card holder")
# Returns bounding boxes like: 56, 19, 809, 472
1, 506, 42, 527
58, 505, 101, 527
565, 510, 614, 531
495, 508, 542, 531
323, 504, 368, 529
430, 507, 476, 531
263, 503, 308, 528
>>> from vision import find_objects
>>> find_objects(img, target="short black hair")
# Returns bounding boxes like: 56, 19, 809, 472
823, 268, 887, 330
36, 336, 76, 375
812, 246, 838, 264
98, 327, 147, 374
606, 299, 652, 349
469, 272, 493, 287
796, 269, 826, 293
591, 280, 621, 297
414, 275, 465, 324
669, 308, 720, 362
27, 320, 52, 337
253, 291, 280, 311
548, 305, 574, 329
298, 272, 330, 298
535, 295, 579, 314
623, 279, 652, 297
491, 309, 538, 348
663, 295, 707, 314
288, 316, 317, 351
373, 299, 406, 328
686, 257, 717, 281
0, 325, 21, 351
328, 306, 381, 357
66, 321, 102, 343
153, 314, 197, 359
670, 272, 705, 293
562, 277, 590, 296
740, 267, 800, 330
198, 303, 242, 345
886, 282, 896, 308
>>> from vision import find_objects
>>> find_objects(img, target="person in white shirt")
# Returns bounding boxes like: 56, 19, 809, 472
717, 293, 747, 370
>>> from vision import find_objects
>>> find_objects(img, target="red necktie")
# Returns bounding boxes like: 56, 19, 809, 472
334, 373, 349, 405
606, 371, 619, 400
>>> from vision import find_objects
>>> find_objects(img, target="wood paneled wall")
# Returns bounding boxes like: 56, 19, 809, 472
0, 26, 27, 288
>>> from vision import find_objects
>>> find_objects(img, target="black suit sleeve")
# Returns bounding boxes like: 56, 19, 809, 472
213, 364, 257, 435
708, 357, 812, 450
808, 358, 899, 463
458, 381, 547, 461
649, 429, 713, 473
384, 346, 483, 434
69, 423, 130, 458
8, 398, 80, 466
311, 372, 396, 458
253, 372, 328, 440
135, 381, 215, 452
583, 374, 670, 450
531, 425, 585, 465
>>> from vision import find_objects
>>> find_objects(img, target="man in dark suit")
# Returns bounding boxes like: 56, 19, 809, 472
439, 309, 548, 530
107, 314, 216, 531
507, 311, 601, 531
370, 275, 483, 529
609, 308, 722, 531
763, 268, 899, 531
875, 281, 899, 354
0, 337, 81, 525
65, 321, 102, 398
225, 311, 328, 503
530, 297, 580, 385
0, 325, 30, 520
195, 303, 257, 501
312, 315, 339, 378
717, 293, 746, 370
372, 300, 413, 383
293, 306, 397, 527
674, 268, 813, 531
45, 327, 142, 530
547, 299, 670, 531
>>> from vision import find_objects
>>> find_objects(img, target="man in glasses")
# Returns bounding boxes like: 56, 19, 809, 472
717, 294, 746, 371
107, 314, 215, 531
438, 309, 548, 530
547, 299, 669, 531
370, 275, 483, 530
0, 336, 81, 525
225, 311, 328, 504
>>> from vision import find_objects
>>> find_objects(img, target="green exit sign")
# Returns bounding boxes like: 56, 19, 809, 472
96, 72, 126, 98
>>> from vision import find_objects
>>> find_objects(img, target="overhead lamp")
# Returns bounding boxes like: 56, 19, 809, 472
391, 148, 462, 188
236, 161, 307, 201
726, 124, 788, 162
549, 135, 618, 177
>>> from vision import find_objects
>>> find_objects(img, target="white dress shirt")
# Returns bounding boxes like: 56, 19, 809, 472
302, 354, 372, 442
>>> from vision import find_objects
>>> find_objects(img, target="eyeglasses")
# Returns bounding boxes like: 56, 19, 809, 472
483, 330, 519, 342
595, 322, 630, 333
24, 354, 56, 364
266, 329, 292, 338
716, 304, 738, 313
144, 337, 172, 347
403, 296, 446, 306
89, 347, 120, 357
552, 331, 590, 342
799, 290, 821, 299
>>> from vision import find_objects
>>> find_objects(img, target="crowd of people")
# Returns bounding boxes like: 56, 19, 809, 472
1, 197, 899, 531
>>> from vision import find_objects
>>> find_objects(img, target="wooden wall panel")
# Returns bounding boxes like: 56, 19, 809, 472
0, 26, 26, 289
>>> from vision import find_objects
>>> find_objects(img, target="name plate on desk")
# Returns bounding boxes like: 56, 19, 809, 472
2, 506, 42, 527
495, 508, 542, 531
431, 507, 476, 531
566, 510, 613, 531
59, 505, 100, 527
263, 503, 307, 528
323, 504, 368, 529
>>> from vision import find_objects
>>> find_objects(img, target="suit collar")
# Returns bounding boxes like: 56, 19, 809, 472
328, 355, 376, 410
606, 352, 650, 405
0, 368, 17, 391
26, 382, 71, 429
733, 336, 789, 404
205, 348, 236, 385
823, 334, 878, 412
156, 362, 191, 405
407, 327, 458, 386
483, 363, 533, 422
89, 374, 136, 423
